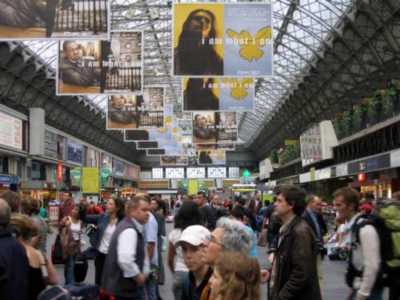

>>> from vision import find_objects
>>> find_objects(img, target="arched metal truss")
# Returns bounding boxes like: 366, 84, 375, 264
6, 0, 400, 162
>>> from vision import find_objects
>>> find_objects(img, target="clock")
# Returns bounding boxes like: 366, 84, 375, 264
187, 167, 206, 179
207, 167, 227, 179
152, 168, 163, 179
165, 168, 184, 179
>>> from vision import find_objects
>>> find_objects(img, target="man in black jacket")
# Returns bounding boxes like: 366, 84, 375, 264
0, 198, 29, 300
269, 185, 321, 300
195, 192, 217, 231
303, 194, 327, 289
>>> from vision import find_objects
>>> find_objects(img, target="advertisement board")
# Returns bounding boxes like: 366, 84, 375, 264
67, 140, 83, 164
82, 167, 100, 194
0, 111, 23, 150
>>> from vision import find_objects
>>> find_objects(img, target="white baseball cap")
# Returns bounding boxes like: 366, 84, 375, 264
178, 225, 211, 246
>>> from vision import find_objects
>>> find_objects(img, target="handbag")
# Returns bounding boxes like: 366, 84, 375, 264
51, 234, 65, 264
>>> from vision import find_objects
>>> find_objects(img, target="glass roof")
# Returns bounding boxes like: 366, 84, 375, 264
22, 0, 353, 146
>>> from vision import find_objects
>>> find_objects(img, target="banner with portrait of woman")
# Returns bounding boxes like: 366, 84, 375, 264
173, 2, 272, 77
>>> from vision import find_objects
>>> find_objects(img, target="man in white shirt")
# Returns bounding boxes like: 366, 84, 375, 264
334, 187, 383, 300
102, 196, 151, 300
145, 211, 159, 300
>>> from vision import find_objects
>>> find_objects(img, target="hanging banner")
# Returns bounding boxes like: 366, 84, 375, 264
57, 31, 143, 95
196, 143, 236, 151
193, 112, 238, 144
197, 149, 226, 165
136, 141, 159, 149
147, 149, 166, 156
161, 155, 189, 166
188, 179, 199, 195
0, 0, 109, 40
183, 78, 254, 111
82, 167, 99, 194
173, 3, 272, 77
106, 87, 164, 130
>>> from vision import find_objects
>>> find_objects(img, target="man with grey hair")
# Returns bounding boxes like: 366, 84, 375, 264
0, 198, 29, 300
204, 216, 251, 266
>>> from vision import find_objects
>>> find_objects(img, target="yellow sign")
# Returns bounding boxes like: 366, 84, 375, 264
285, 139, 298, 146
188, 179, 199, 195
82, 168, 100, 194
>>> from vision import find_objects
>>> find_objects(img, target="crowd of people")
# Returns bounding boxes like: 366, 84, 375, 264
0, 185, 400, 300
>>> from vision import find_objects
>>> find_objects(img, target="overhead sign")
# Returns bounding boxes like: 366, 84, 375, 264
348, 153, 391, 175
82, 167, 100, 194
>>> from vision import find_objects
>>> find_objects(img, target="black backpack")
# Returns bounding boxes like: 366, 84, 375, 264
347, 211, 400, 288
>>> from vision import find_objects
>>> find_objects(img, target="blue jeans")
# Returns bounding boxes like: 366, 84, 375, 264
64, 255, 75, 284
351, 288, 384, 300
146, 278, 158, 300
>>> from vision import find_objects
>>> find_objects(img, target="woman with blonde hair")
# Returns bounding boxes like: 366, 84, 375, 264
208, 251, 261, 300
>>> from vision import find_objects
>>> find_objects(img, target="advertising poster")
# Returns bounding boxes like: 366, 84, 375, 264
173, 3, 272, 77
160, 155, 189, 166
57, 31, 143, 95
82, 167, 99, 194
0, 0, 108, 40
0, 111, 23, 150
183, 78, 254, 111
67, 140, 83, 164
197, 149, 226, 165
106, 87, 164, 130
192, 112, 238, 144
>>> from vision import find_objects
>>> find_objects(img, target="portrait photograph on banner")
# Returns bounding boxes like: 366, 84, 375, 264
57, 40, 102, 94
183, 77, 254, 111
197, 149, 226, 165
173, 2, 272, 77
0, 0, 109, 40
106, 88, 164, 130
192, 112, 238, 144
57, 31, 143, 95
160, 155, 189, 166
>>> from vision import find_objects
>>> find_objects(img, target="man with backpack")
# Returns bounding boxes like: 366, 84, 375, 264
334, 187, 383, 300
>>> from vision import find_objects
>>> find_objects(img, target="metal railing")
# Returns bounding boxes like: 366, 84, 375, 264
49, 0, 107, 35
103, 67, 142, 92
139, 112, 164, 127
